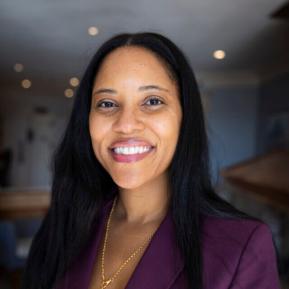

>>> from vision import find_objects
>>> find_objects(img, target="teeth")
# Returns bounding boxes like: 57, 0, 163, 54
113, 146, 152, 155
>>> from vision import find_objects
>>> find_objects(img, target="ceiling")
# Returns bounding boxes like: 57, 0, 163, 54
0, 0, 289, 96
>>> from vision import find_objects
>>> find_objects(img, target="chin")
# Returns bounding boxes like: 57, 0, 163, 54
112, 176, 147, 191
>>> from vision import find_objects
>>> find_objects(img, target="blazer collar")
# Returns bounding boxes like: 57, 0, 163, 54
125, 202, 184, 289
57, 197, 185, 289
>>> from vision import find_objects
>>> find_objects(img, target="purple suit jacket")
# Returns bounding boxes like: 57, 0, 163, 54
55, 198, 281, 289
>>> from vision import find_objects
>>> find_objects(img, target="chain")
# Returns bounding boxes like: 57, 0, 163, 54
100, 197, 155, 289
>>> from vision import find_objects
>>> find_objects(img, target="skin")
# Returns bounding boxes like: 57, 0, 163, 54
89, 46, 182, 226
88, 46, 183, 289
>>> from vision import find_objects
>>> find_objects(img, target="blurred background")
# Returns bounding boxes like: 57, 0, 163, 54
0, 0, 289, 288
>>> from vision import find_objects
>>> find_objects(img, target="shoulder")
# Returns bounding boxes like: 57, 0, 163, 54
201, 214, 276, 256
201, 214, 268, 270
201, 215, 281, 289
201, 214, 268, 247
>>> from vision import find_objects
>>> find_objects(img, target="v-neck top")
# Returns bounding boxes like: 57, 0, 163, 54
54, 197, 184, 289
54, 197, 281, 289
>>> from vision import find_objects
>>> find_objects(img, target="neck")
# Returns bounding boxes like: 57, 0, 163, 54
114, 175, 170, 225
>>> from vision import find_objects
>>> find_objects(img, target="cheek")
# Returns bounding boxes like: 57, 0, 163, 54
89, 116, 109, 155
89, 114, 105, 139
152, 114, 181, 146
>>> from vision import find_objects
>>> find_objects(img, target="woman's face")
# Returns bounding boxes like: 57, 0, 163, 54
89, 46, 182, 190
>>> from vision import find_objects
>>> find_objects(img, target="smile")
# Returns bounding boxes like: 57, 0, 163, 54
113, 146, 151, 155
109, 146, 155, 163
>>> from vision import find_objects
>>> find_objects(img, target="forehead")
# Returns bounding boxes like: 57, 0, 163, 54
94, 46, 175, 84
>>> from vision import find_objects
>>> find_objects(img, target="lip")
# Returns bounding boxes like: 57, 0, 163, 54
109, 138, 155, 149
109, 146, 155, 163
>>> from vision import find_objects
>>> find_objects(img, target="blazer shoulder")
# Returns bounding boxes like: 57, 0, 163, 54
201, 215, 281, 289
201, 214, 275, 261
201, 214, 265, 244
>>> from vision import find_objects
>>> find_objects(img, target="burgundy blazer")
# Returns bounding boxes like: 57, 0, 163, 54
55, 198, 281, 289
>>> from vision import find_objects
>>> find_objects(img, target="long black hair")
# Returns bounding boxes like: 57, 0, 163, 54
21, 32, 252, 289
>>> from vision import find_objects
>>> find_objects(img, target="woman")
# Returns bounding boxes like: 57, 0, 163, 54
21, 32, 281, 289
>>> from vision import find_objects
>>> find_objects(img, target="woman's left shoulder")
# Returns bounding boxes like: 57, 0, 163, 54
201, 214, 271, 245
200, 214, 276, 261
200, 214, 281, 289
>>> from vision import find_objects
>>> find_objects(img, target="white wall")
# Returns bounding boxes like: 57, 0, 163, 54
0, 92, 72, 188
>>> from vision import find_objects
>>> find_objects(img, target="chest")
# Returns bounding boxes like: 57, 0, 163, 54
88, 230, 152, 289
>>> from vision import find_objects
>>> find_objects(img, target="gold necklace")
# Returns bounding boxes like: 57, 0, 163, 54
100, 197, 155, 289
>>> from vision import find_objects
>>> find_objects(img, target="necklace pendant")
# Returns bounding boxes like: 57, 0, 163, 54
102, 279, 112, 288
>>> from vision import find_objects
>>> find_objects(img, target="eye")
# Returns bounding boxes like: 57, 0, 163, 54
144, 97, 164, 106
96, 100, 117, 109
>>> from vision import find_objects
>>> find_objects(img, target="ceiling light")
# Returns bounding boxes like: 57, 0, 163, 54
64, 88, 74, 98
88, 26, 99, 36
14, 63, 24, 72
213, 50, 226, 60
21, 79, 31, 89
69, 77, 79, 87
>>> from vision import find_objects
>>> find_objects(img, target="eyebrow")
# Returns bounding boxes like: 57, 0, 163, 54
93, 85, 169, 96
138, 85, 169, 92
93, 88, 117, 95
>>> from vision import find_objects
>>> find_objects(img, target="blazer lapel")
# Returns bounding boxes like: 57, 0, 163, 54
55, 198, 185, 289
125, 207, 184, 289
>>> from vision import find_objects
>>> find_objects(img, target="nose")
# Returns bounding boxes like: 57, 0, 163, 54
112, 106, 145, 134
